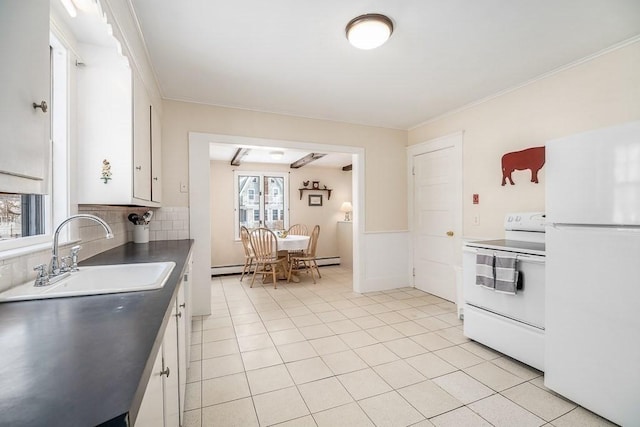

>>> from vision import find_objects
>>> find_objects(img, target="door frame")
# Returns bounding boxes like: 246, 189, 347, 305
407, 131, 464, 292
189, 132, 365, 315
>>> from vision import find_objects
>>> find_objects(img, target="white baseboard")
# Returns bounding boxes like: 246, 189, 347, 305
211, 256, 341, 276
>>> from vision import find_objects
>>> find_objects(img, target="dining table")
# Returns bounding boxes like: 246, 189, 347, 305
277, 234, 310, 252
276, 234, 310, 283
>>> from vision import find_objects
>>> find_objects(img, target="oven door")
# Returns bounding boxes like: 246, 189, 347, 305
463, 246, 545, 329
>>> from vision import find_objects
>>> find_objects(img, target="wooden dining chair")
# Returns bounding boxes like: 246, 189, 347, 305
249, 227, 287, 289
287, 223, 308, 236
288, 225, 321, 283
239, 226, 254, 281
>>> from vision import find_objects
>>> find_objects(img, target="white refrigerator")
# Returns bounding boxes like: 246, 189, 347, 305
545, 120, 640, 426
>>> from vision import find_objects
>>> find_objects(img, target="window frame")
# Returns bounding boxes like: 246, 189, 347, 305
233, 170, 289, 240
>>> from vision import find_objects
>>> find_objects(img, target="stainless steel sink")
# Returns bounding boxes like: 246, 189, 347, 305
0, 262, 176, 302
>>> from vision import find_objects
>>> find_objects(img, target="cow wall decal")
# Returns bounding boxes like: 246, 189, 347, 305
501, 146, 545, 186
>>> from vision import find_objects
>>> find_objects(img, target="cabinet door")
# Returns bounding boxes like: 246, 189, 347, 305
151, 104, 162, 203
0, 0, 50, 194
176, 281, 187, 425
134, 348, 165, 427
133, 72, 151, 201
163, 297, 180, 427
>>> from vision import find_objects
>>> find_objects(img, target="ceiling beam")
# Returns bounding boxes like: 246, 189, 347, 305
230, 148, 249, 166
342, 164, 352, 171
290, 153, 326, 169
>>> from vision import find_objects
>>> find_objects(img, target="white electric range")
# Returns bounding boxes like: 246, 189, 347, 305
462, 212, 546, 371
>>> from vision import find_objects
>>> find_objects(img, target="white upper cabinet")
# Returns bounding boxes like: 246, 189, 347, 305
75, 44, 160, 207
133, 71, 152, 201
151, 105, 162, 203
0, 0, 50, 194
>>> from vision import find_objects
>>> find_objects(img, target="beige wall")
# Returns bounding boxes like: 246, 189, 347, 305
409, 41, 640, 239
162, 101, 407, 232
210, 161, 352, 266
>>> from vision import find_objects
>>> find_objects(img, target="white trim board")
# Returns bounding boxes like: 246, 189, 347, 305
362, 231, 411, 292
210, 256, 341, 276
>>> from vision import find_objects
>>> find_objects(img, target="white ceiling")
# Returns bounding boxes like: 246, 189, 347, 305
131, 0, 640, 130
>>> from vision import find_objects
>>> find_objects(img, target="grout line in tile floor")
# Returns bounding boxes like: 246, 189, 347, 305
182, 266, 618, 427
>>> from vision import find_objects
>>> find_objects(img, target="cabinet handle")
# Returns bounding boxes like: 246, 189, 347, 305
135, 166, 142, 171
160, 367, 170, 377
446, 231, 454, 236
176, 311, 182, 318
153, 177, 159, 181
179, 303, 186, 308
33, 101, 48, 113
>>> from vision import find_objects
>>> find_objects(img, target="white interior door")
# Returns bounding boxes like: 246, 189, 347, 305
411, 134, 462, 302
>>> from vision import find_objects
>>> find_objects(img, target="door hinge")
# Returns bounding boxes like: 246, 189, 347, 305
412, 166, 415, 176
412, 267, 415, 277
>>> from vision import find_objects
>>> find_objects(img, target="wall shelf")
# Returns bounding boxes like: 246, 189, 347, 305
298, 188, 332, 200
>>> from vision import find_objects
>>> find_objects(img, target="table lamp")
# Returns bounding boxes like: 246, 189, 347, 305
340, 202, 353, 221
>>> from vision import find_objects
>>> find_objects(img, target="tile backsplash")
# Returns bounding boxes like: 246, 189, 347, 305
0, 206, 189, 293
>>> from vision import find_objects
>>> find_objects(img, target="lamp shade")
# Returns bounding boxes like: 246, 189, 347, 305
346, 14, 393, 50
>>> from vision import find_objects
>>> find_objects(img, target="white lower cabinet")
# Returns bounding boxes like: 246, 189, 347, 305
135, 279, 190, 427
134, 347, 164, 426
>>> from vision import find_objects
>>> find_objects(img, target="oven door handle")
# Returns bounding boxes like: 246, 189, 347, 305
515, 254, 546, 264
463, 246, 545, 264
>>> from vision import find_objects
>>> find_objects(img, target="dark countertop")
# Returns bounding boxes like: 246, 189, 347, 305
0, 240, 194, 427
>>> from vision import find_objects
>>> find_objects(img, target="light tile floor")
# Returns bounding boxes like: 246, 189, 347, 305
184, 266, 617, 427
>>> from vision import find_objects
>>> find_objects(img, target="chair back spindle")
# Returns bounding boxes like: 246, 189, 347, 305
288, 223, 308, 236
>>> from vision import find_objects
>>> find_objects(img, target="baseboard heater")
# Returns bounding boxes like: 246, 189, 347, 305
210, 256, 341, 276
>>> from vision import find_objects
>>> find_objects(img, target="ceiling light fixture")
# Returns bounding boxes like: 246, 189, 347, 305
269, 151, 284, 160
345, 13, 393, 50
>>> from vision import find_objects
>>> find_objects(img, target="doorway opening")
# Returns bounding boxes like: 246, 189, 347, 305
189, 132, 365, 315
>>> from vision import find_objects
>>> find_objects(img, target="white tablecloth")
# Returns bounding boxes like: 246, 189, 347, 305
277, 235, 309, 251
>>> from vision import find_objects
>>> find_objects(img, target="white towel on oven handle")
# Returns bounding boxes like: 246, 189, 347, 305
495, 252, 518, 295
475, 249, 495, 289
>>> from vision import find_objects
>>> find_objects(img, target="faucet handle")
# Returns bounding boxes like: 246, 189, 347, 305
60, 256, 72, 273
33, 264, 49, 287
70, 245, 82, 272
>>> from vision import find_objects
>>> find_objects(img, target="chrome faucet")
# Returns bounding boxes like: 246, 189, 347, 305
50, 214, 114, 277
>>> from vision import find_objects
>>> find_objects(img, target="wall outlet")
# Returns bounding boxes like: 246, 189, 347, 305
180, 182, 188, 193
473, 214, 480, 225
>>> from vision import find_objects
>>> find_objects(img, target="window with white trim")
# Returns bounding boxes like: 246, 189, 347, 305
234, 171, 288, 238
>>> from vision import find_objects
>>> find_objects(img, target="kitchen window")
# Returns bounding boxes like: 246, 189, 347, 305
234, 171, 289, 239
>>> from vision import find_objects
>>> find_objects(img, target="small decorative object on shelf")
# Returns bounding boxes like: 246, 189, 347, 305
303, 180, 310, 188
101, 159, 112, 184
312, 181, 320, 189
